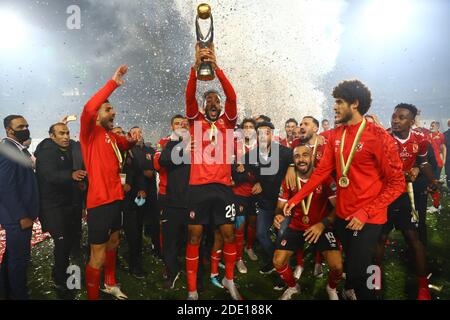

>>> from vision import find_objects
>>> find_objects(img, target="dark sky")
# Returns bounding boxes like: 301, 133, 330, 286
1, 0, 449, 142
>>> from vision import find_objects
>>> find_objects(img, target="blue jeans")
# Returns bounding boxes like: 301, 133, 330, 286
256, 208, 275, 261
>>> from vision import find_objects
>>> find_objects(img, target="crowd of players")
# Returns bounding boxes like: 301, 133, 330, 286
0, 45, 448, 301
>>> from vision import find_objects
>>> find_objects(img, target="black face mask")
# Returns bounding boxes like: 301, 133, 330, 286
13, 129, 31, 144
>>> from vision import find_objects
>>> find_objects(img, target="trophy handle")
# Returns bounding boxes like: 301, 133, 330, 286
195, 15, 214, 48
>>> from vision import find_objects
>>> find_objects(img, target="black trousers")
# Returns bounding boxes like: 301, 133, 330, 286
161, 207, 187, 278
143, 192, 161, 254
0, 224, 32, 300
334, 218, 382, 300
413, 175, 428, 246
123, 199, 145, 268
42, 205, 80, 286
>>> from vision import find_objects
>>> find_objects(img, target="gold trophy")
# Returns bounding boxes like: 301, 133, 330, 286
195, 3, 215, 81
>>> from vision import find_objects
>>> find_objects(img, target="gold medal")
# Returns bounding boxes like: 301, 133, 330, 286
339, 176, 350, 188
302, 215, 310, 224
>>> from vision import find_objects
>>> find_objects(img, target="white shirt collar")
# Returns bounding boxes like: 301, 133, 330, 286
393, 130, 411, 144
4, 137, 27, 151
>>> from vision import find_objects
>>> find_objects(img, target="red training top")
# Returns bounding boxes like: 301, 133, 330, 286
278, 177, 336, 231
429, 131, 446, 168
154, 136, 170, 195
287, 121, 405, 225
80, 80, 135, 209
186, 67, 237, 186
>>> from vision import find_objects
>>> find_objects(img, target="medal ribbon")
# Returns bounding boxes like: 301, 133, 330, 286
209, 122, 218, 143
296, 172, 313, 217
406, 182, 419, 222
111, 139, 124, 170
310, 138, 319, 166
340, 117, 367, 178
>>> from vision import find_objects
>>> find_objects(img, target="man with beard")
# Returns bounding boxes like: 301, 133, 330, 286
80, 65, 136, 300
35, 123, 87, 297
280, 118, 299, 149
184, 44, 241, 300
284, 80, 405, 300
375, 103, 440, 300
243, 121, 295, 291
273, 144, 342, 300
294, 116, 328, 279
0, 115, 39, 300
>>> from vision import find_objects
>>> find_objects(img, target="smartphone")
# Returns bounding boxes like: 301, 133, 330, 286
66, 115, 77, 122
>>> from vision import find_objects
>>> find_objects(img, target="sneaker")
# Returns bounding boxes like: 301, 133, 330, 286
210, 275, 224, 289
293, 265, 304, 280
279, 284, 300, 300
417, 287, 432, 300
326, 284, 339, 300
129, 266, 147, 279
164, 272, 180, 290
313, 263, 323, 278
101, 284, 128, 300
245, 247, 258, 261
259, 263, 275, 275
273, 276, 286, 291
187, 291, 198, 300
222, 278, 243, 300
236, 259, 248, 274
341, 288, 357, 300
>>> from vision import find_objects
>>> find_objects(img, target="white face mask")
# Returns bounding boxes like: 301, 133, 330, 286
134, 196, 146, 207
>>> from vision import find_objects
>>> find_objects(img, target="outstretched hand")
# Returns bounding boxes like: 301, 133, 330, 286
112, 64, 128, 86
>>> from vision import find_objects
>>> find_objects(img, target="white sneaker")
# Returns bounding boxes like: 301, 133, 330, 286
245, 247, 258, 261
101, 284, 128, 300
222, 278, 243, 300
236, 259, 248, 274
293, 265, 304, 280
313, 263, 323, 278
187, 291, 199, 300
427, 206, 439, 214
279, 284, 300, 300
341, 288, 357, 300
326, 284, 339, 300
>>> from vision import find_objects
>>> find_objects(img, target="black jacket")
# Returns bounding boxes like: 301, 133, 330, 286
244, 142, 293, 211
35, 138, 76, 210
159, 139, 190, 208
0, 138, 39, 226
132, 143, 157, 199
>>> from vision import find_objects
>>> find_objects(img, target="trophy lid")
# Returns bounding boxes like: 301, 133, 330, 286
197, 3, 211, 19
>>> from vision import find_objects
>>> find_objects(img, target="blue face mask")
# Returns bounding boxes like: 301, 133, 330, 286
134, 196, 146, 207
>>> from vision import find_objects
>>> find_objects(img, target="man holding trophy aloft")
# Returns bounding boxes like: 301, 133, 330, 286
184, 4, 242, 300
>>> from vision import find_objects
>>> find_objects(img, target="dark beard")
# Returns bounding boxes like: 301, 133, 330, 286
336, 111, 353, 124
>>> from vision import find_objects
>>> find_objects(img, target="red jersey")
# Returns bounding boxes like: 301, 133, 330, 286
391, 130, 428, 172
232, 140, 257, 197
304, 138, 327, 167
186, 67, 237, 186
154, 136, 170, 195
278, 177, 336, 231
280, 138, 300, 149
80, 80, 135, 209
320, 130, 333, 142
287, 121, 405, 225
429, 131, 446, 168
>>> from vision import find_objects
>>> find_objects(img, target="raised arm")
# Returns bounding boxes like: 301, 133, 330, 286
216, 68, 237, 121
80, 65, 127, 143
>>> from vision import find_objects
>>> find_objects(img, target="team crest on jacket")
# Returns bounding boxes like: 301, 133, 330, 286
412, 143, 419, 153
356, 142, 364, 152
281, 240, 287, 247
189, 211, 196, 219
315, 184, 323, 194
